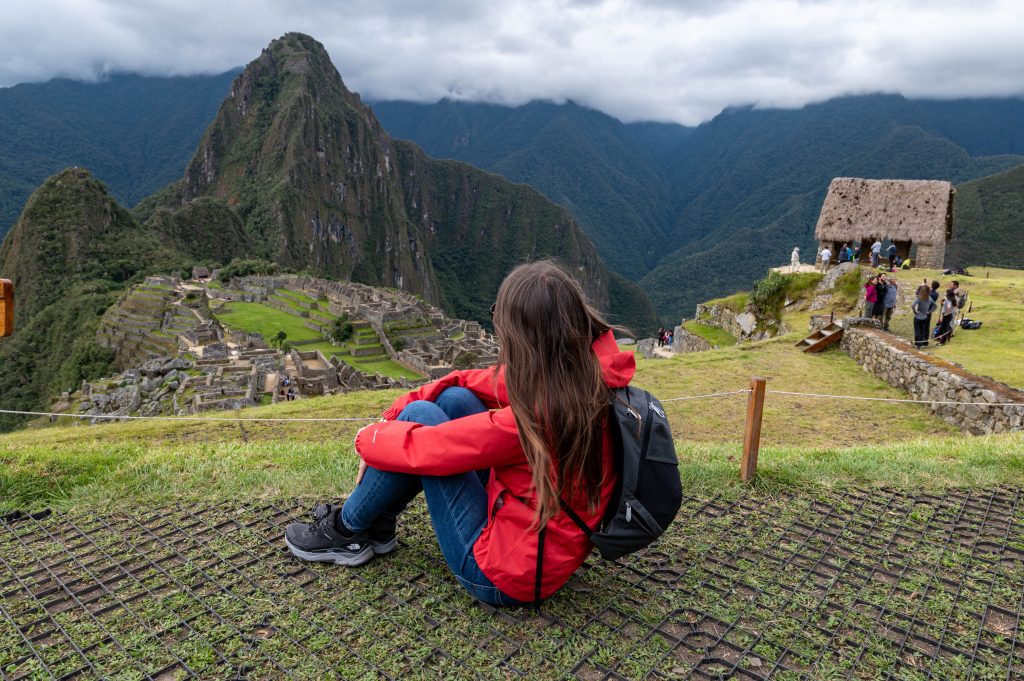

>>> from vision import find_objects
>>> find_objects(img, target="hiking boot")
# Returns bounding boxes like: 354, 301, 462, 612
284, 503, 372, 566
369, 516, 398, 555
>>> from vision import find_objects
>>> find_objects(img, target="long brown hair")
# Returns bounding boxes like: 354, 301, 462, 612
493, 260, 618, 528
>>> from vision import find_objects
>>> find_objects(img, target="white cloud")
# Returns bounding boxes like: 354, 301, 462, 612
0, 0, 1021, 124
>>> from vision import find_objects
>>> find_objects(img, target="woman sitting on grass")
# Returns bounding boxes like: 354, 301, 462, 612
284, 261, 633, 606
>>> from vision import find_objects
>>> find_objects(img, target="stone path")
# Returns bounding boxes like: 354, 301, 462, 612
2, 488, 1022, 679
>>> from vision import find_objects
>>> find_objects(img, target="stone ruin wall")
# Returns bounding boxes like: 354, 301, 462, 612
672, 325, 713, 353
840, 321, 1024, 434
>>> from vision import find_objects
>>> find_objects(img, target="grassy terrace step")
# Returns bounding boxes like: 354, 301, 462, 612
213, 302, 420, 380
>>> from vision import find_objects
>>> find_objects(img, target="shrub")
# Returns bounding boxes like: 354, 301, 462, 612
452, 351, 479, 370
327, 315, 354, 344
218, 258, 280, 282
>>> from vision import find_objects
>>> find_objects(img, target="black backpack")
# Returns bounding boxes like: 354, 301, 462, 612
562, 386, 682, 560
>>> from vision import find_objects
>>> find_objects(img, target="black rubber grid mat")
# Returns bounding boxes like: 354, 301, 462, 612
1, 488, 1021, 680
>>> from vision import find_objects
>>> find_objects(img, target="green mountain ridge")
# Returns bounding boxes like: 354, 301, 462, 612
947, 164, 1024, 268
0, 70, 239, 239
0, 34, 658, 430
376, 94, 1024, 317
2, 52, 1023, 325
0, 168, 188, 430
140, 33, 652, 329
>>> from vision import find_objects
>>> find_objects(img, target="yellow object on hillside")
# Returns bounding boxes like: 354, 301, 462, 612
0, 279, 12, 338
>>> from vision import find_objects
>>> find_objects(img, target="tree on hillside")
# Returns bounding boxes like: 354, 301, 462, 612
269, 330, 287, 349
327, 314, 354, 344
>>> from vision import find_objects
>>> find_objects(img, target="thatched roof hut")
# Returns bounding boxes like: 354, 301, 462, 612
814, 178, 954, 267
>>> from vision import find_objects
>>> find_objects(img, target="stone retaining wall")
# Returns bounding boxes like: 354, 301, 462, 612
672, 325, 713, 353
841, 322, 1024, 434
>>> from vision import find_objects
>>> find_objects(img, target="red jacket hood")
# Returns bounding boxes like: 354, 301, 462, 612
592, 330, 636, 389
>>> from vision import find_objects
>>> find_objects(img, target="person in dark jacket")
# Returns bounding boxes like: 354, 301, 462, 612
935, 289, 958, 345
886, 243, 898, 270
912, 285, 936, 347
285, 261, 629, 606
872, 277, 887, 320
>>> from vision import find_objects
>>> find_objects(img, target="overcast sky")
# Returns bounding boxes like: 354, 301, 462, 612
1, 0, 1022, 124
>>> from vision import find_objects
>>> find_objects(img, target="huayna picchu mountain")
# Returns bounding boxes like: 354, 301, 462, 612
0, 34, 655, 431
136, 32, 655, 331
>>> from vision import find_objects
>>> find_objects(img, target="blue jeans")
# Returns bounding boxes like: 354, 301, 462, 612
341, 387, 525, 607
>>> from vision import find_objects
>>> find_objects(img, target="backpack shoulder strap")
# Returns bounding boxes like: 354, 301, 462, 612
560, 500, 596, 536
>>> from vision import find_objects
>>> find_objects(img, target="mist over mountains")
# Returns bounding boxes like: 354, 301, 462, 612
2, 44, 1023, 322
375, 96, 1024, 315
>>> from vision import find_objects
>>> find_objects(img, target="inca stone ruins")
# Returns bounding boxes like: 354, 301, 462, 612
63, 273, 499, 421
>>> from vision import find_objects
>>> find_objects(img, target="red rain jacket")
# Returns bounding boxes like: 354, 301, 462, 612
354, 330, 634, 602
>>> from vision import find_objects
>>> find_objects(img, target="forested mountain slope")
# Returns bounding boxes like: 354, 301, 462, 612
373, 100, 680, 279
0, 71, 238, 240
3, 61, 1023, 322
947, 164, 1024, 268
375, 94, 1024, 318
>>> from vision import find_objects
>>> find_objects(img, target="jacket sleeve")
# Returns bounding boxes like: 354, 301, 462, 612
355, 407, 525, 475
380, 367, 506, 420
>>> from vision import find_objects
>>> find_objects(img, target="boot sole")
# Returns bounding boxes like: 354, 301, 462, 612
371, 537, 398, 555
285, 537, 374, 566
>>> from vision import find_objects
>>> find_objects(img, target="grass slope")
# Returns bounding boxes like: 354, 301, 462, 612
879, 265, 1024, 389
8, 333, 1022, 514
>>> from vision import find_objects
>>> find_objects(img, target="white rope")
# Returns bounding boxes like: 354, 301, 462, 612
2, 387, 1020, 424
0, 409, 377, 423
766, 390, 1023, 408
660, 390, 751, 402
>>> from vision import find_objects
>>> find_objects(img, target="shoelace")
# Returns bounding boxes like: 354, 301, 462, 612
305, 503, 335, 535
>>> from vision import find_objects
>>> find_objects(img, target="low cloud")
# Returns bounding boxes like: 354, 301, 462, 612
1, 0, 1021, 124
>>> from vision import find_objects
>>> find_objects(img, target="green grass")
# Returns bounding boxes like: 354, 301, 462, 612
633, 335, 958, 446
883, 265, 1024, 388
216, 301, 322, 341
682, 320, 737, 347
703, 291, 748, 314
214, 301, 421, 380
0, 382, 1018, 512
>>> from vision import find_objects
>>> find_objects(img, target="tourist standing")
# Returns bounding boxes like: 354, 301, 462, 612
853, 244, 862, 263
864, 277, 878, 318
881, 276, 898, 330
790, 247, 801, 273
872, 276, 887, 320
929, 280, 940, 303
819, 246, 832, 273
886, 243, 897, 270
935, 289, 957, 345
871, 239, 882, 268
838, 243, 850, 264
912, 285, 936, 348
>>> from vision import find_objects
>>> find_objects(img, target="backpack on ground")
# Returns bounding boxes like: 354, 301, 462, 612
562, 386, 682, 560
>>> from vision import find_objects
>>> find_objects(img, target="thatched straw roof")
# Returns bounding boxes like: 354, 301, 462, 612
814, 178, 954, 245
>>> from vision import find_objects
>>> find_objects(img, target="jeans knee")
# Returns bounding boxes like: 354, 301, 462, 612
398, 400, 448, 426
436, 387, 485, 419
438, 386, 474, 403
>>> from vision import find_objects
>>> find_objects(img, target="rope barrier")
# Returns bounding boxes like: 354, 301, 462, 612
0, 388, 1019, 424
0, 409, 377, 423
660, 390, 751, 402
765, 390, 1023, 408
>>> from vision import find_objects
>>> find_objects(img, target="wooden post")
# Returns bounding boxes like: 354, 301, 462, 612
0, 279, 12, 338
740, 377, 767, 482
